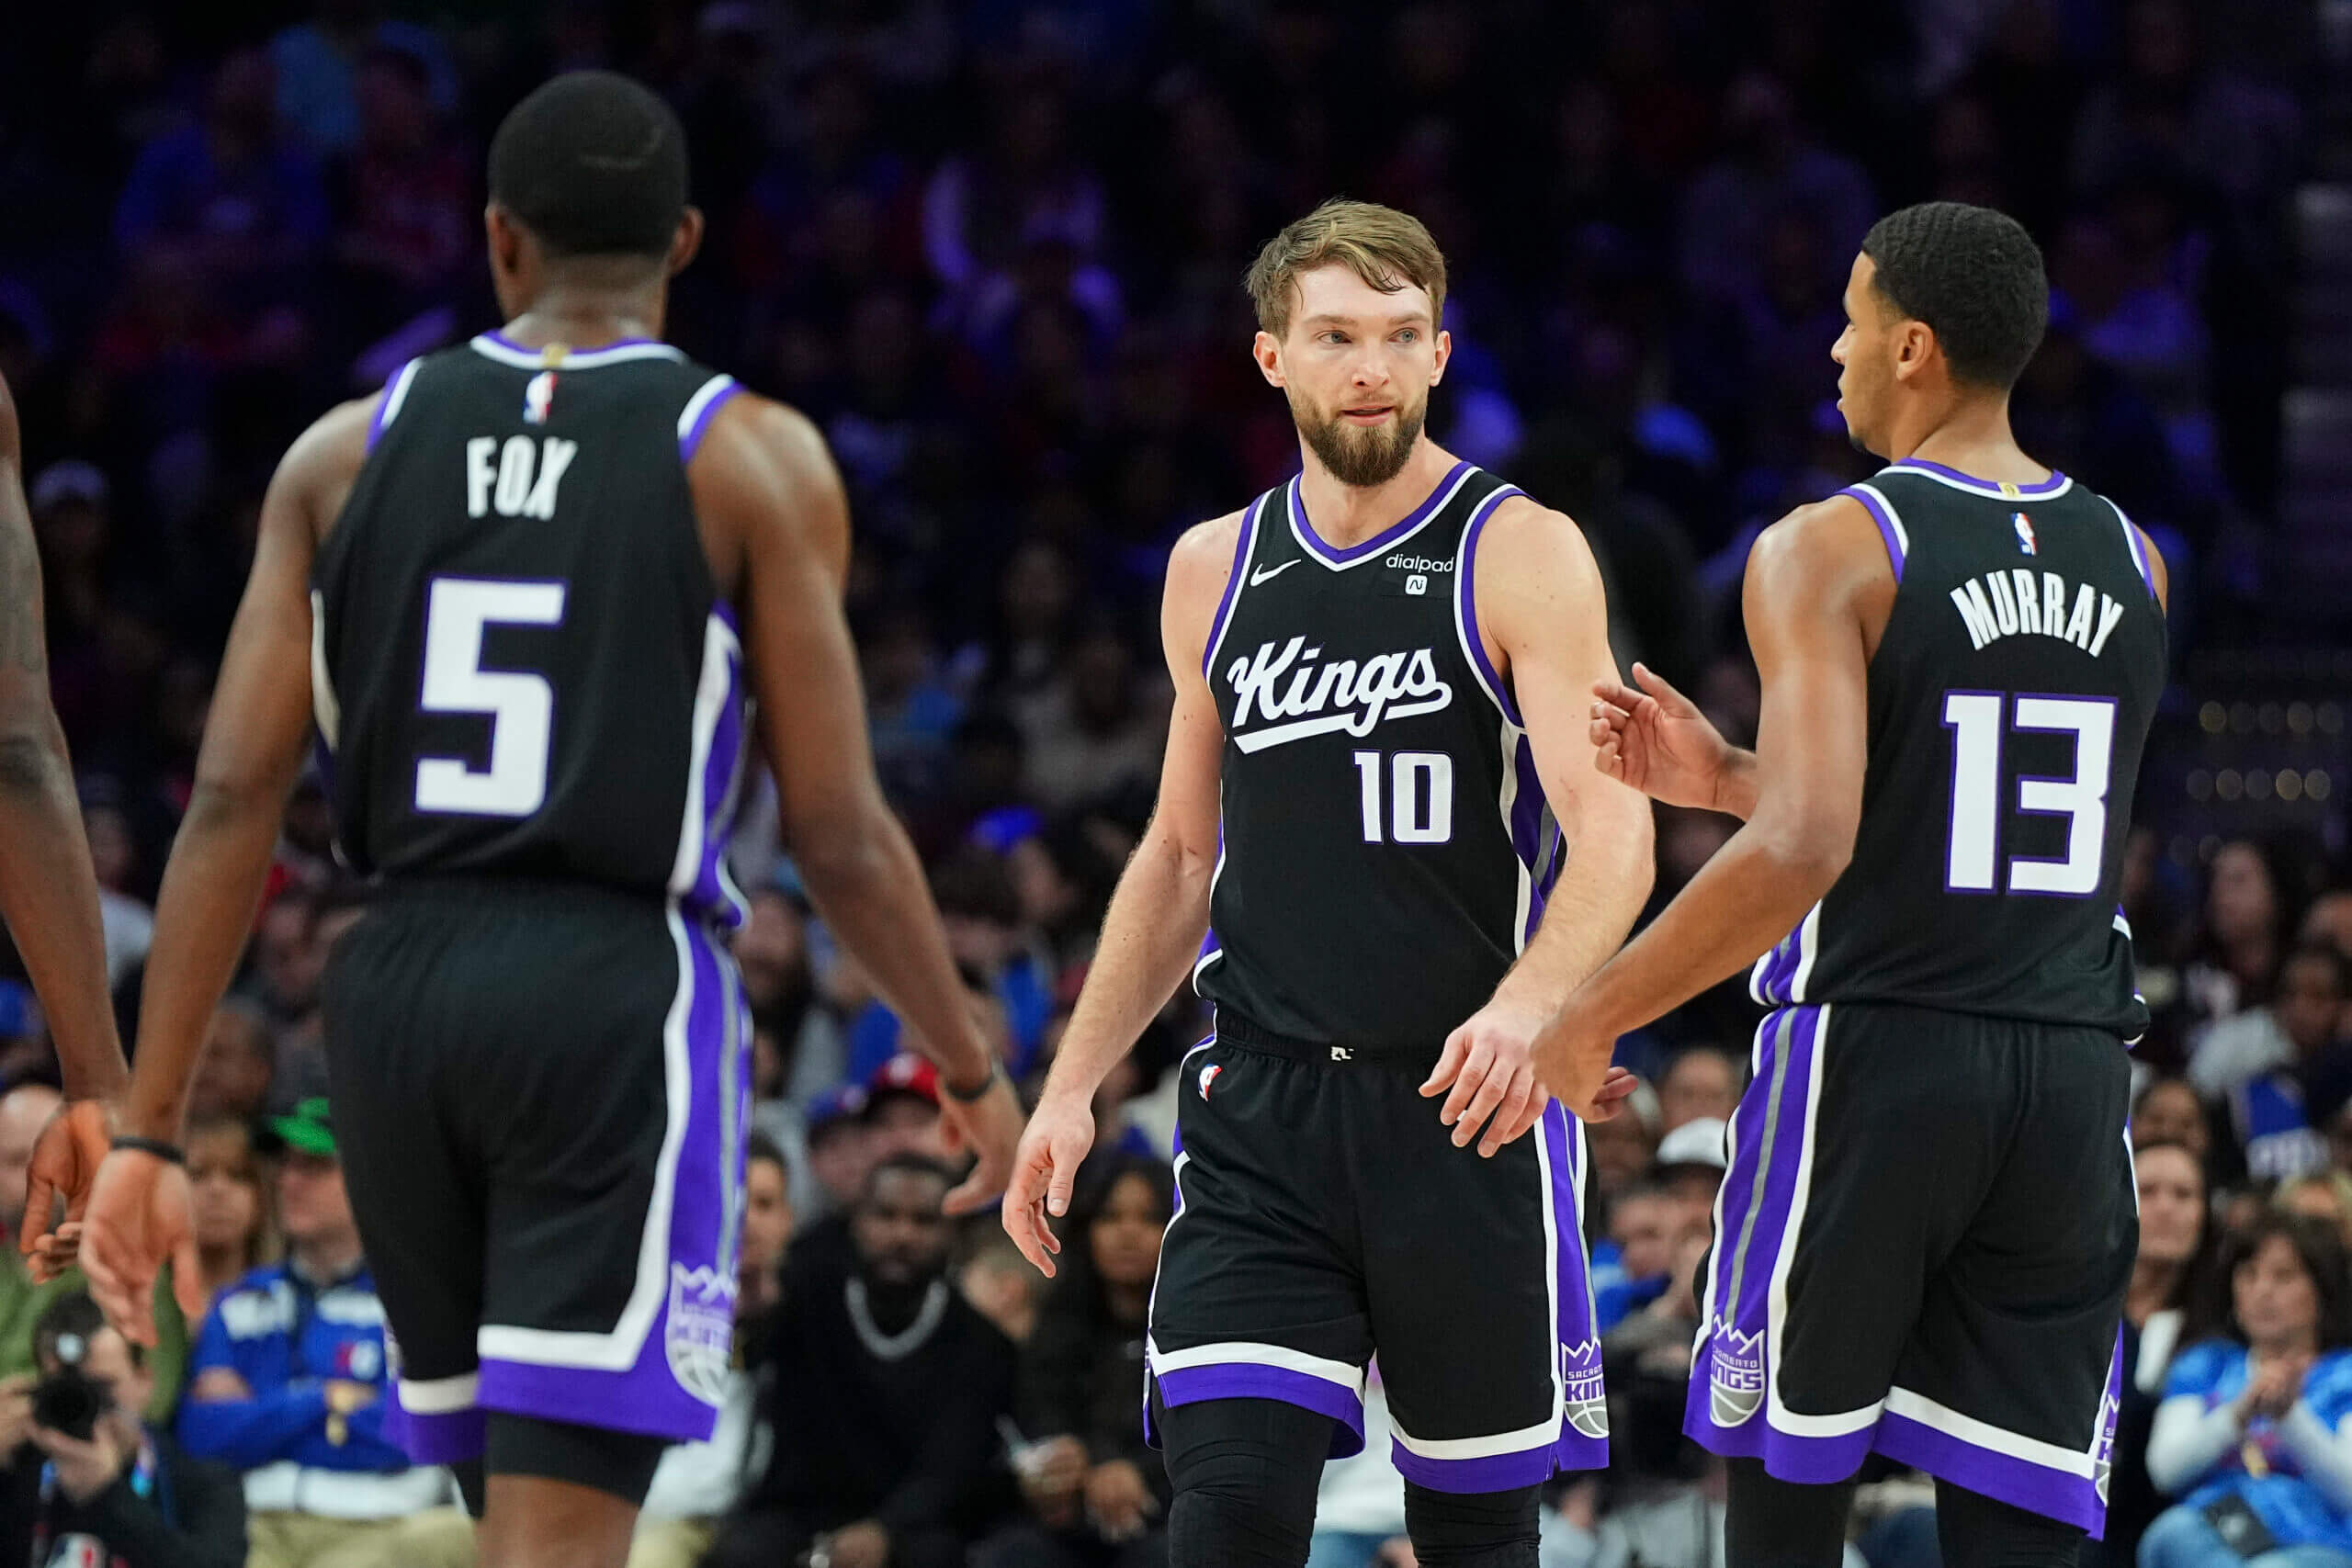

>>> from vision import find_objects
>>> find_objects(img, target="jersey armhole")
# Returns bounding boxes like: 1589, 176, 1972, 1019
1452, 485, 1528, 727
1200, 491, 1268, 677
1840, 483, 1908, 584
2101, 496, 2162, 605
676, 374, 742, 464
366, 357, 425, 453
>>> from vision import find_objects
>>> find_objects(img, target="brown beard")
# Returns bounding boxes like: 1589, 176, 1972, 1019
1293, 391, 1427, 489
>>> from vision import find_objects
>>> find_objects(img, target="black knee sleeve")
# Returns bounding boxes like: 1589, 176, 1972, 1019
484, 1412, 666, 1506
1403, 1480, 1540, 1566
1932, 1477, 2084, 1568
1725, 1455, 1860, 1568
1158, 1394, 1334, 1568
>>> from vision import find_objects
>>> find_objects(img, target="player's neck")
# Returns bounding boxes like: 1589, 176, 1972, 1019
1296, 440, 1463, 549
1886, 396, 2048, 487
501, 288, 667, 354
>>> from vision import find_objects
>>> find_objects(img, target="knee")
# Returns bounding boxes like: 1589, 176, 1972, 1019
2137, 1505, 2214, 1568
1402, 1482, 1540, 1567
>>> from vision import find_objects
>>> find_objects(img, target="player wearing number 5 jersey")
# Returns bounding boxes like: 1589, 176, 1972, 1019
1001, 201, 1654, 1568
1543, 202, 2166, 1568
72, 73, 1022, 1568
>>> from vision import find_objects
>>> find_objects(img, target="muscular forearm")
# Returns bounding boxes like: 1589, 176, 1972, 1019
125, 787, 286, 1140
795, 805, 992, 1088
1490, 805, 1653, 1019
1573, 821, 1841, 1040
1039, 829, 1211, 1105
0, 715, 125, 1100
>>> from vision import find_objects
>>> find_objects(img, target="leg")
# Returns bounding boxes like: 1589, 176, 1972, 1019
1401, 1481, 1539, 1567
2135, 1504, 2235, 1568
1932, 1478, 2084, 1568
1159, 1395, 1335, 1568
1724, 1455, 1859, 1568
306, 1511, 479, 1568
474, 1412, 667, 1568
624, 1518, 715, 1568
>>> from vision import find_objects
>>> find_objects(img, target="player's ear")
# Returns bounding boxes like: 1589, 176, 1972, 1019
667, 208, 706, 278
1252, 331, 1284, 388
1894, 320, 1935, 383
1430, 328, 1451, 385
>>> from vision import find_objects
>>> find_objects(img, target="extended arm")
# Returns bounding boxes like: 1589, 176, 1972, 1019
699, 396, 1018, 1208
0, 378, 123, 1105
1534, 501, 1880, 1112
2143, 1393, 2240, 1495
1427, 501, 1655, 1155
999, 514, 1234, 1271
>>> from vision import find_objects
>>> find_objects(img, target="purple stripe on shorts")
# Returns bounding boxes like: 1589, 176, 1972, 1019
477, 921, 742, 1446
1544, 1105, 1610, 1472
388, 1403, 485, 1465
1455, 485, 1525, 724
1840, 487, 1905, 583
1683, 1382, 1877, 1483
1392, 1438, 1562, 1494
1295, 460, 1471, 565
1201, 494, 1266, 675
1875, 1412, 2106, 1535
678, 379, 741, 463
1152, 1364, 1366, 1458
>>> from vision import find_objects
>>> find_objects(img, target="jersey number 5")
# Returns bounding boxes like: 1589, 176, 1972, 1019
415, 577, 568, 818
1939, 692, 2116, 897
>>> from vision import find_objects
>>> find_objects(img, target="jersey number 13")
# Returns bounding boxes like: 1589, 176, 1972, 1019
1939, 691, 2116, 897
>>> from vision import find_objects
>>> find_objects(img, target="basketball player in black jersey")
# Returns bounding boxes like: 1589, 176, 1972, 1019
0, 373, 135, 1268
1549, 202, 2166, 1568
73, 73, 1023, 1568
1001, 200, 1653, 1568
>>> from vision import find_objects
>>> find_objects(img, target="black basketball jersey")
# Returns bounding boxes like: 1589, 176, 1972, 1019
311, 332, 752, 928
1750, 460, 2165, 1036
1194, 461, 1560, 1052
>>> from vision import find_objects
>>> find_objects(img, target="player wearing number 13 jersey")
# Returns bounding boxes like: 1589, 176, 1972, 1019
74, 73, 1023, 1568
1548, 202, 2166, 1566
1002, 201, 1655, 1568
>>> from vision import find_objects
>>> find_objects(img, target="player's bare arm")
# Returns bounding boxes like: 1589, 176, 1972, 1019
1533, 496, 1884, 1115
1001, 510, 1235, 1275
1425, 498, 1654, 1156
696, 391, 1022, 1213
1593, 519, 2170, 818
0, 373, 131, 1262
82, 395, 372, 1340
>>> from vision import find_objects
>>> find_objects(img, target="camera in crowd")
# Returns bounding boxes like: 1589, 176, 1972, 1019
30, 1346, 110, 1445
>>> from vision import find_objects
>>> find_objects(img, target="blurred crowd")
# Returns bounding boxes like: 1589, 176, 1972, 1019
0, 0, 2345, 1564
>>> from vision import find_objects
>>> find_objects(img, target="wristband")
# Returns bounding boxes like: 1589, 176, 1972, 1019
112, 1136, 185, 1166
943, 1062, 1004, 1103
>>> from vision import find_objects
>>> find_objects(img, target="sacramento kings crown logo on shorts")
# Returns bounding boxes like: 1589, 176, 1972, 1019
665, 1264, 736, 1407
1562, 1339, 1608, 1440
1707, 1322, 1767, 1426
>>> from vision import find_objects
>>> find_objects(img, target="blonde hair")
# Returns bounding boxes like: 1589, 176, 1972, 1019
1244, 198, 1448, 340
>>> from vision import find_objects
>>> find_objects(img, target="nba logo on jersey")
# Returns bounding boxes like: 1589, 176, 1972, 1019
1198, 1064, 1222, 1099
2013, 512, 2038, 555
523, 370, 557, 425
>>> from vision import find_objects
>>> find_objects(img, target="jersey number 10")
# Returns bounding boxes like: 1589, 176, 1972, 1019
1939, 692, 2116, 897
1353, 750, 1454, 844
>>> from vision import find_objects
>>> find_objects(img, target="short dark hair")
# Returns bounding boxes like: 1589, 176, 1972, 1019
865, 1151, 953, 1198
2286, 943, 2352, 997
488, 71, 688, 260
745, 1131, 786, 1175
2224, 1210, 2352, 1349
1860, 202, 2048, 390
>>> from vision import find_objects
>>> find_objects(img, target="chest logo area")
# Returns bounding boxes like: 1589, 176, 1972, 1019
1225, 636, 1453, 753
2013, 512, 2037, 555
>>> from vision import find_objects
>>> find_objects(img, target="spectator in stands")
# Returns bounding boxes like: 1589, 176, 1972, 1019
1652, 1115, 1728, 1230
2101, 1140, 2222, 1567
2142, 1213, 2352, 1568
1581, 1079, 1660, 1207
960, 1229, 1046, 1347
711, 1153, 1016, 1568
805, 1086, 877, 1218
2137, 1077, 2217, 1166
984, 1156, 1172, 1568
1656, 1046, 1738, 1134
184, 1115, 279, 1314
2184, 840, 2296, 1029
326, 46, 471, 344
185, 1001, 275, 1123
2197, 948, 2351, 1183
0, 1087, 70, 1381
178, 1100, 469, 1568
81, 784, 154, 989
740, 1133, 795, 1324
2279, 1174, 2352, 1254
0, 1291, 245, 1567
1592, 1184, 1679, 1335
2306, 892, 2352, 972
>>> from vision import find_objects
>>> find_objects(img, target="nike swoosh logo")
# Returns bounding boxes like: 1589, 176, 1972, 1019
1250, 559, 1301, 587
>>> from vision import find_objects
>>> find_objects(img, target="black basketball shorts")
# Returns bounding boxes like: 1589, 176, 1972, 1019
1685, 1000, 2136, 1535
1144, 1012, 1607, 1494
319, 880, 750, 1466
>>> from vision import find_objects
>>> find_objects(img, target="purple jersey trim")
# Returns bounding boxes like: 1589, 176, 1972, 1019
678, 378, 742, 464
366, 358, 423, 454
1293, 460, 1473, 566
1455, 484, 1528, 725
1201, 493, 1268, 675
1840, 487, 1906, 584
1892, 459, 2069, 496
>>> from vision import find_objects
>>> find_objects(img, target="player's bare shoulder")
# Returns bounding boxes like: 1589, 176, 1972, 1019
1160, 509, 1247, 673
684, 388, 850, 596
1746, 492, 1899, 645
284, 395, 382, 546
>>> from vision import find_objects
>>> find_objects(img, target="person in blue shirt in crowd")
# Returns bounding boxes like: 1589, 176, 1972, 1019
177, 1100, 469, 1568
2143, 1211, 2352, 1568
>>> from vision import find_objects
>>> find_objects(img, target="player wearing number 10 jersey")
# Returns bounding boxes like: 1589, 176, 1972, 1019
1545, 202, 2165, 1567
74, 73, 1021, 1568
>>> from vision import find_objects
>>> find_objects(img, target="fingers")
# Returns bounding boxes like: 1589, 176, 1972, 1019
1420, 1027, 1470, 1098
1450, 1057, 1515, 1150
1630, 660, 1694, 714
80, 1234, 155, 1348
1045, 1141, 1079, 1220
943, 1158, 1000, 1217
170, 1231, 206, 1332
1436, 1039, 1494, 1127
18, 1171, 53, 1259
1595, 1066, 1639, 1103
1476, 1068, 1542, 1157
936, 1111, 969, 1156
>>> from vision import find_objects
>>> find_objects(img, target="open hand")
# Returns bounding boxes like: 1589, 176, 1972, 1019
937, 1070, 1024, 1216
76, 1147, 203, 1348
1001, 1093, 1093, 1277
1591, 663, 1736, 812
1424, 1000, 1551, 1158
21, 1100, 116, 1273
